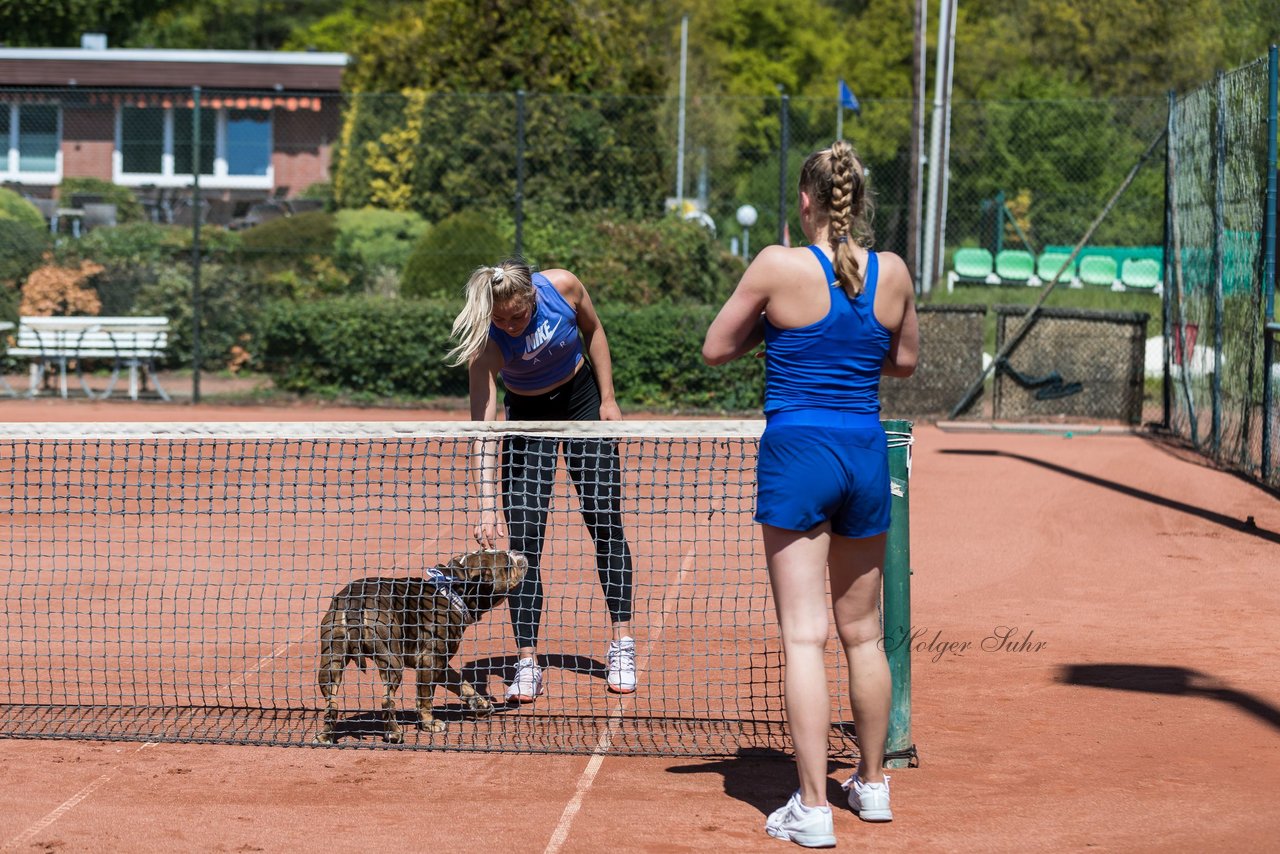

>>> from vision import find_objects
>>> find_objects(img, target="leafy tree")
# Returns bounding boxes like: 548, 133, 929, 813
0, 0, 169, 47
123, 0, 345, 50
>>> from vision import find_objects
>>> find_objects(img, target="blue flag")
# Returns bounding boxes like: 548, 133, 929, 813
839, 79, 861, 116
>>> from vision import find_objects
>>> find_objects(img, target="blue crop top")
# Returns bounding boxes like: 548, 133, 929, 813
490, 272, 584, 393
762, 246, 891, 415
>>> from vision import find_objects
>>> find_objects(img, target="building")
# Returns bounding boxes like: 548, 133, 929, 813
0, 39, 347, 208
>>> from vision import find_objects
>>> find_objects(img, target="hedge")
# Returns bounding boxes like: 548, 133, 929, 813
255, 296, 765, 411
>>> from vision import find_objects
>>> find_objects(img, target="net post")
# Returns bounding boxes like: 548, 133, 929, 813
882, 418, 914, 768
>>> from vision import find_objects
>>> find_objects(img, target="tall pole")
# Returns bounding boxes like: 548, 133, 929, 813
921, 0, 955, 294
515, 89, 526, 256
190, 86, 202, 405
907, 0, 927, 289
675, 15, 688, 210
934, 0, 958, 282
837, 103, 843, 141
779, 90, 790, 245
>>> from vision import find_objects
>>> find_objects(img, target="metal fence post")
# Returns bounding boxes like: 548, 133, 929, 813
515, 89, 526, 257
1262, 46, 1278, 482
779, 92, 790, 246
882, 418, 914, 768
191, 86, 203, 405
1211, 71, 1226, 455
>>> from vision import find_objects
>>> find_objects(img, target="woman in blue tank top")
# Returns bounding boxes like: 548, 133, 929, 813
704, 141, 918, 845
447, 259, 636, 704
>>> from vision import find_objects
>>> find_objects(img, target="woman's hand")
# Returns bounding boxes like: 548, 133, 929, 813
599, 399, 623, 421
474, 508, 507, 548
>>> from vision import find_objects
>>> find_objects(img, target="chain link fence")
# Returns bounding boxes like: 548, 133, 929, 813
1166, 49, 1279, 489
0, 85, 1205, 417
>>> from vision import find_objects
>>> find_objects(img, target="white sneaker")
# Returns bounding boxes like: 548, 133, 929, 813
841, 773, 892, 821
606, 637, 637, 694
505, 656, 543, 703
765, 791, 835, 848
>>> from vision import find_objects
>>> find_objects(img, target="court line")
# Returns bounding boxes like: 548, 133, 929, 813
1, 742, 157, 852
543, 535, 699, 854
215, 632, 313, 699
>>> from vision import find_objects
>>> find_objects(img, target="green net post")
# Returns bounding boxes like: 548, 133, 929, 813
882, 418, 914, 767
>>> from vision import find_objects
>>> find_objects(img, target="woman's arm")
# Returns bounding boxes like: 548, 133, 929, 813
875, 254, 919, 378
702, 246, 784, 365
469, 342, 507, 546
549, 269, 623, 421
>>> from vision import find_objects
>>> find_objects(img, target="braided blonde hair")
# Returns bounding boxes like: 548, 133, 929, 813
446, 258, 535, 366
799, 139, 874, 298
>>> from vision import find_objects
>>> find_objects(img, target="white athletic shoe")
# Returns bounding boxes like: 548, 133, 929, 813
765, 791, 836, 848
841, 773, 893, 822
505, 656, 543, 703
606, 637, 637, 694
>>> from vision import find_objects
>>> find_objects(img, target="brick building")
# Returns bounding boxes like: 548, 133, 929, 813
0, 41, 346, 205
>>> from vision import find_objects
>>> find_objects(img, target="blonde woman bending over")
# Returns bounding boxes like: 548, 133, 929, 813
448, 259, 636, 703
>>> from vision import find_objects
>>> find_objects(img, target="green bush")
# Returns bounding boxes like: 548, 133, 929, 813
401, 209, 507, 300
58, 177, 145, 224
68, 222, 241, 315
257, 296, 468, 397
334, 207, 429, 294
132, 261, 270, 371
523, 212, 741, 305
0, 187, 47, 231
0, 219, 52, 290
600, 303, 763, 412
239, 210, 349, 298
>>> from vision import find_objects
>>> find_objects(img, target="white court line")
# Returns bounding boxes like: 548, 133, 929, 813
215, 632, 312, 698
1, 742, 157, 851
543, 537, 699, 854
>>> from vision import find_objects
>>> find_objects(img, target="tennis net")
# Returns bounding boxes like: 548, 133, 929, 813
0, 420, 908, 757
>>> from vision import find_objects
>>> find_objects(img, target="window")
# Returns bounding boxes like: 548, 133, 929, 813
2, 103, 60, 178
116, 105, 272, 187
225, 109, 271, 177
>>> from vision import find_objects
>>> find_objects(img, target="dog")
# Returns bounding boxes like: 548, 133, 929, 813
315, 549, 528, 744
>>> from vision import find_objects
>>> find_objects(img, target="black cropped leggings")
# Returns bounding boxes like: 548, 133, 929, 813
502, 364, 634, 650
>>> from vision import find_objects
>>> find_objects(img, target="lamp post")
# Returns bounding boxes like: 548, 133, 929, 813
736, 204, 758, 261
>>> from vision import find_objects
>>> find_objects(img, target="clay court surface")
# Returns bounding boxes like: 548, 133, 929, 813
1, 392, 1278, 853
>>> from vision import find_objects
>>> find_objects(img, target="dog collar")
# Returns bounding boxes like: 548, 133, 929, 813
424, 567, 476, 625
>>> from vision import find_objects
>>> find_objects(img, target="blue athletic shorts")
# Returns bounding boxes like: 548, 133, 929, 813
754, 410, 890, 538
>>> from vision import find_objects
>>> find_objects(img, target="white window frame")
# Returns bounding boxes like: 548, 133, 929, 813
1, 102, 64, 185
113, 105, 273, 190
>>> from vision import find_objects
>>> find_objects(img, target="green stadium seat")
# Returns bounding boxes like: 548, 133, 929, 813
1036, 251, 1077, 286
995, 249, 1036, 285
1078, 254, 1120, 289
1120, 257, 1161, 291
947, 247, 998, 292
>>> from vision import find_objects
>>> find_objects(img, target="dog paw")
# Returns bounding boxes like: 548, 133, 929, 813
383, 729, 405, 744
314, 732, 336, 745
467, 694, 493, 713
418, 718, 446, 733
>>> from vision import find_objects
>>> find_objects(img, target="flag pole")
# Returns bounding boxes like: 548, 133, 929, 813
837, 103, 843, 140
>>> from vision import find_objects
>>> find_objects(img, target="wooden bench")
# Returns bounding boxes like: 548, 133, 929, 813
6, 316, 171, 401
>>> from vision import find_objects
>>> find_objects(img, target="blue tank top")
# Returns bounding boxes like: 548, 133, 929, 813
491, 273, 584, 392
763, 246, 891, 415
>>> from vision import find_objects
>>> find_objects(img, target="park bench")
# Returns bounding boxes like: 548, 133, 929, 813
5, 316, 171, 401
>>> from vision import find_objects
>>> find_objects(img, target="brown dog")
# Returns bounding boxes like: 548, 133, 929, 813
315, 549, 528, 744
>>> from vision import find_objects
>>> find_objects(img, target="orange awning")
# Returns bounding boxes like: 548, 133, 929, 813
84, 92, 324, 111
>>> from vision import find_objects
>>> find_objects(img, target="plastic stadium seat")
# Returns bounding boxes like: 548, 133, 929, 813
1120, 257, 1161, 291
947, 248, 998, 292
1036, 251, 1077, 286
1078, 255, 1120, 289
995, 249, 1036, 285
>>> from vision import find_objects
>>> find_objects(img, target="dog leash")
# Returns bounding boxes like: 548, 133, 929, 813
424, 567, 476, 626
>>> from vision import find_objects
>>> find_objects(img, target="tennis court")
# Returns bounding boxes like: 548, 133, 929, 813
1, 398, 1278, 852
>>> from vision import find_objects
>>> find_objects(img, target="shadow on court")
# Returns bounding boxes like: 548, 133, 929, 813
1059, 664, 1280, 733
462, 653, 606, 687
941, 449, 1280, 546
666, 748, 857, 816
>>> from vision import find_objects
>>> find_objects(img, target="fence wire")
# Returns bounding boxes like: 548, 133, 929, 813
1167, 51, 1278, 489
